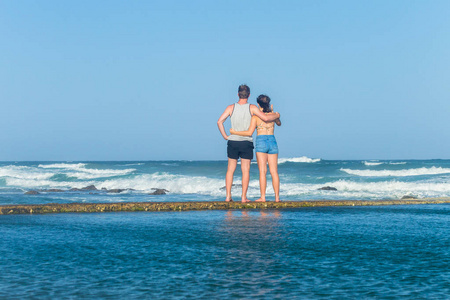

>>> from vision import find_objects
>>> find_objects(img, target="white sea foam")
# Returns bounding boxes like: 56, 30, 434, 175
117, 163, 145, 166
363, 161, 383, 166
65, 168, 136, 180
0, 163, 136, 183
6, 168, 450, 200
279, 179, 450, 199
236, 161, 258, 165
4, 171, 261, 197
362, 161, 407, 166
341, 166, 450, 177
4, 177, 89, 189
0, 166, 55, 180
98, 174, 226, 195
37, 163, 136, 179
278, 156, 321, 164
38, 163, 87, 169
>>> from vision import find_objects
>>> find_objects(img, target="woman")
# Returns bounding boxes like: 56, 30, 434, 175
230, 94, 281, 202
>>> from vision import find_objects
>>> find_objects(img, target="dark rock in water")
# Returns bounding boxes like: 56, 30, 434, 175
401, 195, 418, 200
25, 190, 40, 195
318, 186, 338, 191
43, 189, 65, 193
81, 185, 97, 191
149, 188, 169, 195
107, 189, 127, 193
69, 185, 98, 192
220, 184, 243, 190
101, 188, 107, 191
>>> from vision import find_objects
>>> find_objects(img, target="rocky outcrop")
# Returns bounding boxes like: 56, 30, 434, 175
318, 186, 338, 191
107, 189, 127, 193
81, 185, 97, 191
149, 188, 169, 195
401, 195, 418, 200
24, 190, 40, 195
70, 185, 98, 192
220, 184, 242, 190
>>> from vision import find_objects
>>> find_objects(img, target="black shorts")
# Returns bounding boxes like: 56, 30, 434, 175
227, 140, 254, 160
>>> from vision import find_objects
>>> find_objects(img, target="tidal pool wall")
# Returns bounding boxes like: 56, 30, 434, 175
1, 198, 450, 215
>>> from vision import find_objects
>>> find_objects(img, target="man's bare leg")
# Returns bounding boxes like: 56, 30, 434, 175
256, 152, 268, 202
268, 153, 281, 202
240, 158, 251, 202
225, 158, 237, 201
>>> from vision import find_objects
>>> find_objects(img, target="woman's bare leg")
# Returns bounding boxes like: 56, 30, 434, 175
256, 152, 268, 202
268, 153, 280, 202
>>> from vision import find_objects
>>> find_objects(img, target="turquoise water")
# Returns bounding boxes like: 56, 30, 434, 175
3, 159, 450, 204
1, 205, 449, 298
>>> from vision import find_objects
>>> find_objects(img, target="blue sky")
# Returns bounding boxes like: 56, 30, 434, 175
1, 0, 449, 161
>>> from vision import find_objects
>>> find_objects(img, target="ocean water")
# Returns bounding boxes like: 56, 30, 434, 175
2, 158, 450, 204
0, 205, 449, 298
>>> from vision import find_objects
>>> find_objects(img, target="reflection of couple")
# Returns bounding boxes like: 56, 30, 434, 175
217, 84, 281, 203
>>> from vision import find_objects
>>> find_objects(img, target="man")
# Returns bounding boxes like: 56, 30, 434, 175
217, 84, 280, 202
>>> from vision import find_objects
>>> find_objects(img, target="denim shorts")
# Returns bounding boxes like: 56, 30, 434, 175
255, 135, 278, 154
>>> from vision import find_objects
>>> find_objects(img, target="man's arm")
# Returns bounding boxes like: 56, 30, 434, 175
230, 116, 257, 137
217, 105, 234, 140
250, 104, 280, 122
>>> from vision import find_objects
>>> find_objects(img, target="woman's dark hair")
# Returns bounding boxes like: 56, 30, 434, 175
257, 94, 272, 113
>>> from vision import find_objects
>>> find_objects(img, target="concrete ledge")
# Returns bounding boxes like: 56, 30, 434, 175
1, 198, 450, 215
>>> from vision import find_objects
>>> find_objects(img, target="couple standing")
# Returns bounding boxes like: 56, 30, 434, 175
217, 84, 281, 203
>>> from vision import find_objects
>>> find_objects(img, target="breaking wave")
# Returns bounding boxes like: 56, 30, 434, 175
0, 164, 136, 181
278, 157, 321, 164
280, 179, 450, 199
363, 161, 407, 166
363, 161, 383, 166
38, 163, 87, 169
3, 160, 450, 201
3, 173, 227, 196
0, 166, 54, 180
341, 167, 450, 177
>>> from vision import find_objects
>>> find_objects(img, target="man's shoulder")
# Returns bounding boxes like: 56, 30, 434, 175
222, 104, 234, 114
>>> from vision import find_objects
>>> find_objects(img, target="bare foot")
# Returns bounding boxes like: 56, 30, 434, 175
275, 199, 282, 202
255, 198, 266, 202
241, 198, 251, 203
225, 198, 233, 202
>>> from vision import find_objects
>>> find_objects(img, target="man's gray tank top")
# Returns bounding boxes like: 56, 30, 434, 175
228, 103, 253, 142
